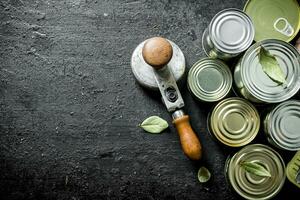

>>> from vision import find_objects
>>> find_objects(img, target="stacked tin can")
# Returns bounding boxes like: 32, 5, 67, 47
187, 2, 300, 199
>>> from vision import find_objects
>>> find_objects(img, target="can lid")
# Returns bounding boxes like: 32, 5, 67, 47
241, 39, 300, 103
188, 58, 232, 102
267, 100, 300, 151
227, 144, 286, 200
244, 0, 300, 42
210, 97, 260, 147
209, 8, 254, 54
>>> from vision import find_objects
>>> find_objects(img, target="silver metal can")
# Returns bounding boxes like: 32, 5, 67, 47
264, 100, 300, 151
202, 8, 254, 60
187, 58, 232, 102
225, 144, 286, 200
234, 39, 300, 103
208, 97, 260, 147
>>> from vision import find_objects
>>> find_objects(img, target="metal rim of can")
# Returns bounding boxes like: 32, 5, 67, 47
208, 8, 255, 54
209, 97, 260, 147
243, 0, 300, 42
240, 39, 300, 103
226, 144, 286, 200
187, 58, 232, 102
265, 100, 300, 151
202, 28, 239, 60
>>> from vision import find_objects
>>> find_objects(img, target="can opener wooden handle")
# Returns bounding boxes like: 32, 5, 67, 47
142, 37, 202, 160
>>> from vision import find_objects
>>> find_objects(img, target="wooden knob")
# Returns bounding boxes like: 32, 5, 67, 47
142, 37, 173, 69
173, 115, 202, 160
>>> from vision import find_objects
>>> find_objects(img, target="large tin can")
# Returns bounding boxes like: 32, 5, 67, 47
234, 39, 300, 103
244, 0, 300, 42
264, 100, 300, 151
202, 8, 254, 60
187, 58, 232, 102
225, 144, 286, 200
208, 97, 260, 147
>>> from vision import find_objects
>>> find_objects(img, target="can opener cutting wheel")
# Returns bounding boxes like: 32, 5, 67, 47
131, 37, 202, 160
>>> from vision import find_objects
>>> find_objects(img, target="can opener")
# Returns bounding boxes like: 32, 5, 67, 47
131, 37, 202, 160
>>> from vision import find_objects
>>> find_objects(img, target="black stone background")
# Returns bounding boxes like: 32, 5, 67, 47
0, 0, 300, 199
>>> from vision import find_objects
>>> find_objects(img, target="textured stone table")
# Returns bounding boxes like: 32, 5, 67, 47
0, 0, 299, 199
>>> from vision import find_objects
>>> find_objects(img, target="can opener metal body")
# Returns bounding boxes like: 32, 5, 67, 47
131, 37, 202, 160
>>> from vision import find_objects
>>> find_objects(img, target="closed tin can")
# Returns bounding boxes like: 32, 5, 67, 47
264, 100, 300, 151
286, 150, 300, 189
202, 8, 254, 60
244, 0, 300, 42
187, 58, 232, 102
225, 144, 286, 200
208, 97, 260, 147
234, 39, 300, 103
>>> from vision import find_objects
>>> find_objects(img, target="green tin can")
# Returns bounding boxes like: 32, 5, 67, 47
188, 58, 232, 102
234, 39, 300, 103
208, 97, 260, 147
244, 0, 300, 42
264, 100, 300, 151
225, 144, 286, 200
286, 150, 300, 189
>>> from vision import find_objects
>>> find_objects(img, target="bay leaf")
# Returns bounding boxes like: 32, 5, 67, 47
240, 161, 271, 178
139, 116, 168, 134
259, 46, 286, 84
198, 166, 211, 183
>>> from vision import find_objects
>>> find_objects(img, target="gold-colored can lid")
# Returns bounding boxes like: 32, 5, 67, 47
226, 144, 286, 200
209, 97, 260, 147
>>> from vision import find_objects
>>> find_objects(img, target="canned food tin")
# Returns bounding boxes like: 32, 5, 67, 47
208, 97, 260, 147
187, 58, 232, 102
225, 144, 286, 200
264, 100, 300, 151
202, 8, 254, 60
234, 39, 300, 103
286, 150, 300, 189
244, 0, 300, 42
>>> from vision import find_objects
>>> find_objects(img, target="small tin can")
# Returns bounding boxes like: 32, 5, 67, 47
202, 8, 254, 60
225, 144, 286, 200
234, 39, 300, 103
208, 97, 260, 147
187, 58, 232, 102
264, 100, 300, 151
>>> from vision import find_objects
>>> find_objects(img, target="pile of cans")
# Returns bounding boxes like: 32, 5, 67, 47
187, 4, 300, 200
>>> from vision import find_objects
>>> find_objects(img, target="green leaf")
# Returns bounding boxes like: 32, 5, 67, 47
240, 161, 271, 178
139, 116, 168, 134
197, 166, 211, 183
259, 46, 286, 84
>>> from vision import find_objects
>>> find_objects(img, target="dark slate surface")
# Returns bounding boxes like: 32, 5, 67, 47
0, 0, 299, 199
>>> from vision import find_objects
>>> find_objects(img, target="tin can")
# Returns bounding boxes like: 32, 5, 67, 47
202, 8, 254, 60
244, 0, 300, 42
187, 58, 232, 102
234, 39, 300, 103
264, 100, 300, 151
286, 150, 300, 189
208, 97, 260, 147
225, 144, 286, 200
